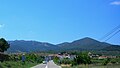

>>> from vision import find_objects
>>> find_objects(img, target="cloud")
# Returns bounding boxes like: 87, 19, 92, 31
0, 24, 5, 28
110, 1, 120, 5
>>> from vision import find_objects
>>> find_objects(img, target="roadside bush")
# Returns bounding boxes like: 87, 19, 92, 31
72, 52, 91, 66
36, 56, 44, 63
53, 56, 60, 64
102, 58, 110, 65
71, 61, 77, 66
26, 54, 44, 63
91, 59, 104, 64
0, 64, 4, 68
0, 53, 10, 62
110, 58, 120, 64
60, 58, 72, 64
9, 54, 21, 61
110, 59, 117, 64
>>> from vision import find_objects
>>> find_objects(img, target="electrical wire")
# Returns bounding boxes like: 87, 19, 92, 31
100, 24, 120, 41
105, 30, 120, 41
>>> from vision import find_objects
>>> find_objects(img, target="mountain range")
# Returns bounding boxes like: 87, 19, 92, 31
7, 37, 120, 53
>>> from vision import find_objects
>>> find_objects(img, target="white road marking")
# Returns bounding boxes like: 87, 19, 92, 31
31, 60, 61, 68
45, 64, 48, 68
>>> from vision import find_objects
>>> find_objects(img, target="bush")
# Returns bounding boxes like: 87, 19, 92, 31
60, 58, 72, 64
53, 56, 60, 64
0, 64, 4, 68
110, 59, 117, 64
9, 54, 21, 61
0, 53, 10, 62
72, 52, 91, 66
26, 54, 44, 63
102, 58, 110, 65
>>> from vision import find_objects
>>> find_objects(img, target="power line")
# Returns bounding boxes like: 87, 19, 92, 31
100, 24, 120, 41
105, 30, 120, 41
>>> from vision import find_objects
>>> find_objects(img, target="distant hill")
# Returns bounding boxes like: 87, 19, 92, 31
7, 37, 120, 53
7, 40, 59, 53
102, 45, 120, 51
57, 37, 112, 50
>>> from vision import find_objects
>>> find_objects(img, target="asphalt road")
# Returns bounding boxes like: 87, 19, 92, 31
31, 60, 61, 68
31, 64, 46, 68
47, 60, 61, 68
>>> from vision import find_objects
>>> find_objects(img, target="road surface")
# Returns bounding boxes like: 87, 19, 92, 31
31, 60, 61, 68
31, 64, 46, 68
47, 60, 61, 68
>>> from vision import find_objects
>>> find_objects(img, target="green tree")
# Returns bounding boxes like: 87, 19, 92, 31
60, 58, 72, 64
53, 56, 60, 64
102, 58, 110, 65
73, 52, 91, 65
0, 38, 10, 52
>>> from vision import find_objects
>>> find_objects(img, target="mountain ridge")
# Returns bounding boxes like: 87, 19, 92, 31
7, 37, 120, 53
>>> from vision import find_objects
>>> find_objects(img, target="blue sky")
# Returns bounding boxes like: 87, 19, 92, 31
0, 0, 120, 44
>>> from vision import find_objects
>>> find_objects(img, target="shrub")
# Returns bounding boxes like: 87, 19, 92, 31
53, 56, 60, 64
72, 52, 91, 66
102, 58, 110, 65
60, 58, 72, 64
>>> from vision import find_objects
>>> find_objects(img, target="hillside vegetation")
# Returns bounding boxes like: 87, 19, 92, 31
8, 37, 120, 54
